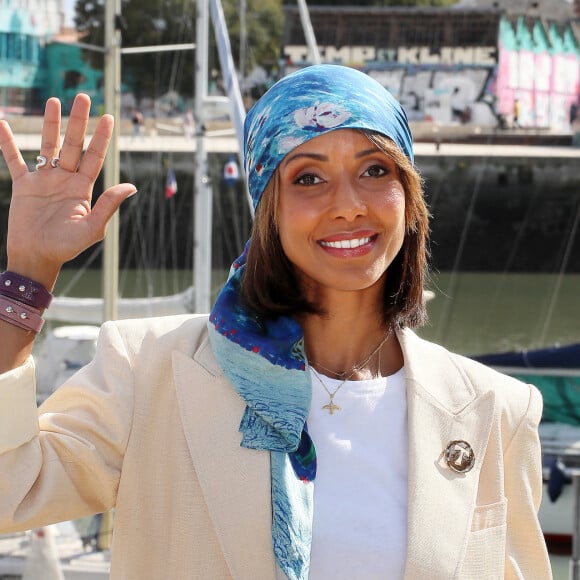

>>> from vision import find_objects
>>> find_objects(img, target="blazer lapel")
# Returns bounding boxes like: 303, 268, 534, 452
398, 329, 496, 579
172, 337, 276, 579
171, 325, 495, 578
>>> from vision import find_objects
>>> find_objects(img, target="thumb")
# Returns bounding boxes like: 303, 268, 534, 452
88, 183, 137, 239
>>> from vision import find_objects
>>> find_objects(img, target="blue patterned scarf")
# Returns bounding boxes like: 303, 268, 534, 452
208, 64, 413, 579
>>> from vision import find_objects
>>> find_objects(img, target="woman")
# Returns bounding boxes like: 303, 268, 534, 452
0, 65, 551, 579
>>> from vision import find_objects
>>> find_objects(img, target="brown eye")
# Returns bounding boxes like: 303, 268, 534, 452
363, 165, 388, 178
294, 173, 322, 186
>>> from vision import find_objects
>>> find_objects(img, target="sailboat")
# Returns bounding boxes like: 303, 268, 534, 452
32, 0, 252, 384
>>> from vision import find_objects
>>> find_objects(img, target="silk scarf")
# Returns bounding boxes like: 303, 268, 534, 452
208, 64, 414, 580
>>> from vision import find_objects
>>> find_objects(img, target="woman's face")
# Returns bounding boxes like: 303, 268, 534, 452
277, 129, 406, 298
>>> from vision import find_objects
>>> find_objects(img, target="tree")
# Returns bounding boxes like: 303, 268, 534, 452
73, 0, 283, 106
75, 0, 196, 106
223, 0, 284, 74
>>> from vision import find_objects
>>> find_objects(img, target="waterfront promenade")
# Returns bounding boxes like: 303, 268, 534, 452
3, 112, 578, 159
9, 129, 580, 160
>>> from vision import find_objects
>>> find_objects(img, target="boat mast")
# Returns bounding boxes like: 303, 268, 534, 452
209, 0, 246, 161
102, 0, 122, 322
195, 0, 249, 313
100, 0, 318, 316
297, 0, 321, 65
100, 1, 196, 320
193, 0, 212, 313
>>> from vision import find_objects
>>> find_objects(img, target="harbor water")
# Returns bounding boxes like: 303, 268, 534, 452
46, 268, 580, 358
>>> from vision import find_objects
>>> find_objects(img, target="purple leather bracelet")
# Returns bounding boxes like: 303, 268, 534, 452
0, 295, 45, 333
0, 271, 53, 310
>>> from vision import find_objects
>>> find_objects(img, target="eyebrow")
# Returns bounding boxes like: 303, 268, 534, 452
282, 152, 327, 167
282, 147, 382, 168
355, 148, 382, 159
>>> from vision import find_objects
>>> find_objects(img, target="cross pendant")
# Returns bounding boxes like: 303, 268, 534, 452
322, 397, 340, 414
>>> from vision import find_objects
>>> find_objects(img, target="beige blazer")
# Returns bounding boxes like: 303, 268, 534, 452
0, 314, 552, 579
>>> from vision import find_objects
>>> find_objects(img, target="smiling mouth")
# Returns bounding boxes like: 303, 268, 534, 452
319, 236, 373, 249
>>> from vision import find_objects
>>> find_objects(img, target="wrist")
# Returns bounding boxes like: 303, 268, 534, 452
0, 271, 54, 311
0, 295, 45, 333
5, 260, 60, 293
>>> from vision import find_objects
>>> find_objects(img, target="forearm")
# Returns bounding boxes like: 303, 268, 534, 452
0, 321, 37, 372
0, 324, 132, 532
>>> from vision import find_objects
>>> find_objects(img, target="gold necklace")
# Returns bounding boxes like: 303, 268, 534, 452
309, 330, 390, 414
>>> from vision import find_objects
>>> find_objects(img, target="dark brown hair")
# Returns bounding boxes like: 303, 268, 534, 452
240, 130, 430, 328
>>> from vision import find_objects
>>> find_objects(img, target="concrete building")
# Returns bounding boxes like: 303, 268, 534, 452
0, 0, 102, 115
0, 0, 63, 113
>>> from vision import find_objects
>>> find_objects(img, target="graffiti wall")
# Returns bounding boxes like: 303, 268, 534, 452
495, 17, 579, 130
284, 15, 579, 130
365, 63, 498, 126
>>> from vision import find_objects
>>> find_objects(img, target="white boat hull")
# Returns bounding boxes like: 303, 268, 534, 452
45, 287, 194, 324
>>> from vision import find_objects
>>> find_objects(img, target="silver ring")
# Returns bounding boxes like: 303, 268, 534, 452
50, 157, 60, 168
35, 155, 47, 170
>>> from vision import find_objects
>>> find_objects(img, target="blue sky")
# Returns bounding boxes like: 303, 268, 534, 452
64, 0, 75, 26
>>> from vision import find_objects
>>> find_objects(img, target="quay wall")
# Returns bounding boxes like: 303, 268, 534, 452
0, 129, 578, 275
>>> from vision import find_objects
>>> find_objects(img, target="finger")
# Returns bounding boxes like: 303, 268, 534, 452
39, 98, 62, 168
0, 120, 29, 180
77, 114, 114, 182
87, 184, 138, 239
60, 94, 91, 172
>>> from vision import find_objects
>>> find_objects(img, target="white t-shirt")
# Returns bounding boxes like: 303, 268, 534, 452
306, 367, 407, 580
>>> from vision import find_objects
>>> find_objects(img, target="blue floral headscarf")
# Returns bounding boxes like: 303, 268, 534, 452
208, 64, 413, 580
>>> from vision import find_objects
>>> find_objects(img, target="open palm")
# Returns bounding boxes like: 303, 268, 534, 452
0, 94, 136, 283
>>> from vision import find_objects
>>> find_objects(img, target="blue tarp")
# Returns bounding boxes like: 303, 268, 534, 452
474, 343, 580, 370
473, 343, 580, 426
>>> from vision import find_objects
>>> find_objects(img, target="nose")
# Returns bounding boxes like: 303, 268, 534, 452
328, 177, 367, 221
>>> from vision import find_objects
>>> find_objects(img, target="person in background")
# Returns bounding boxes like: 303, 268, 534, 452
183, 107, 194, 139
513, 98, 521, 128
131, 107, 144, 137
0, 65, 552, 579
570, 100, 578, 127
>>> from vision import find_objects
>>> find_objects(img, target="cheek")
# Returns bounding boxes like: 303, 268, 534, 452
279, 190, 319, 217
382, 183, 407, 226
382, 186, 407, 258
276, 199, 304, 260
277, 194, 319, 239
276, 199, 294, 244
386, 180, 406, 203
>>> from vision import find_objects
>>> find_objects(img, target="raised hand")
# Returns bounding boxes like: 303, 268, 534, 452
0, 93, 136, 289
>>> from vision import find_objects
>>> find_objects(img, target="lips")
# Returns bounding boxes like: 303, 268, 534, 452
320, 236, 372, 249
317, 232, 378, 256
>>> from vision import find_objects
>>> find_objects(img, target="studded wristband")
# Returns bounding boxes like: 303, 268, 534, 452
0, 295, 45, 333
0, 271, 53, 310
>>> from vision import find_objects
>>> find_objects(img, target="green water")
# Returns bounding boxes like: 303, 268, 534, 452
421, 271, 580, 356
48, 268, 580, 357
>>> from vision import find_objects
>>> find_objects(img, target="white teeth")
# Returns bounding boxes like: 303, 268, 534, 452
321, 237, 371, 249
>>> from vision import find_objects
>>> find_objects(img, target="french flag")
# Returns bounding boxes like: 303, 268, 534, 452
165, 169, 178, 199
